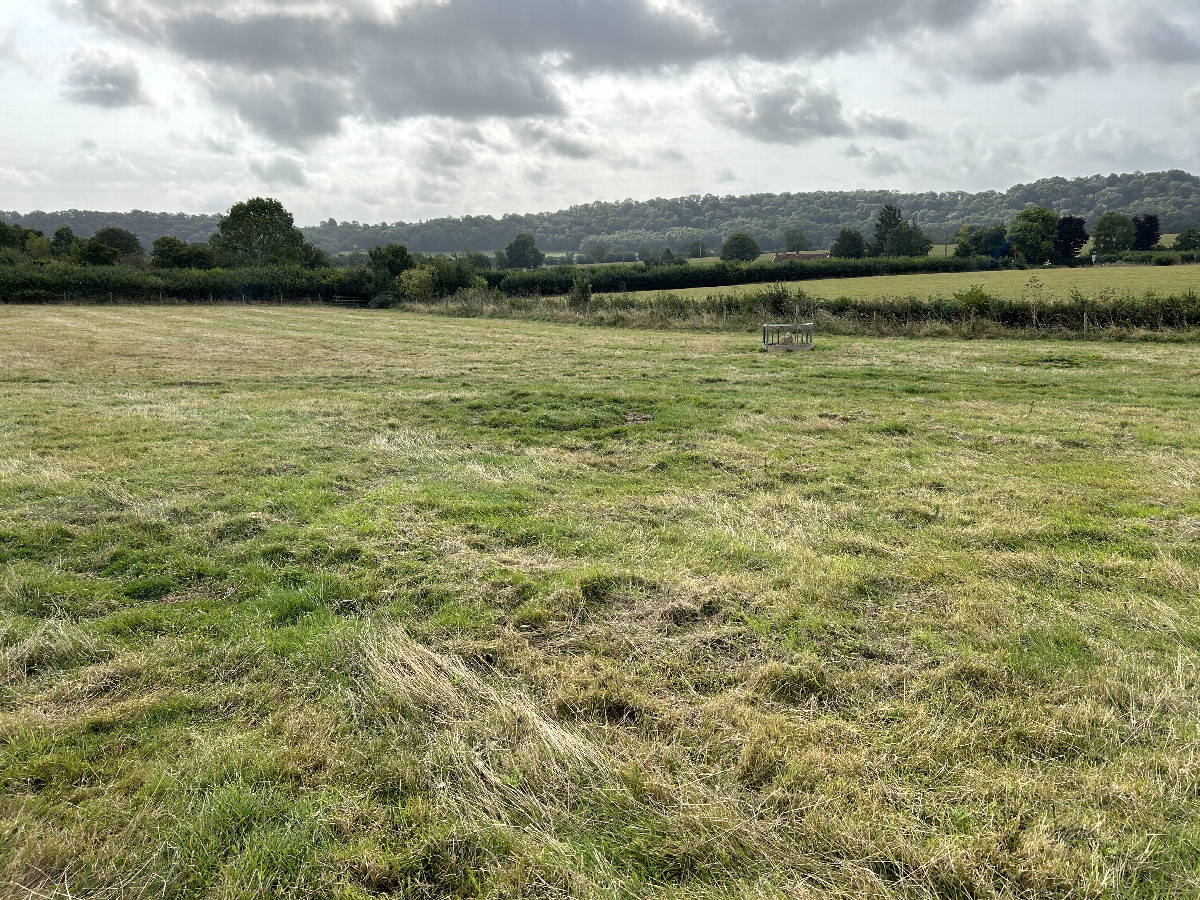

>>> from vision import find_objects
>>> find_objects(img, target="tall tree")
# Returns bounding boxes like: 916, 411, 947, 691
1131, 214, 1161, 251
209, 198, 313, 267
1007, 206, 1059, 264
719, 232, 761, 262
829, 228, 867, 259
880, 220, 932, 257
73, 237, 120, 266
51, 226, 79, 257
782, 228, 812, 252
954, 224, 1009, 259
92, 226, 144, 264
870, 204, 905, 257
0, 222, 43, 251
1054, 216, 1089, 259
366, 243, 417, 294
1174, 228, 1200, 251
505, 233, 544, 269
151, 236, 215, 269
1091, 211, 1136, 254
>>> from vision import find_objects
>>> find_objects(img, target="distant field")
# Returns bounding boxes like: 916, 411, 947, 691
600, 262, 1200, 304
3, 307, 1199, 897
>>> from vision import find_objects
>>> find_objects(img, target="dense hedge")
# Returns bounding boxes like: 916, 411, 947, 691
809, 288, 1200, 330
408, 282, 1200, 334
0, 261, 371, 303
489, 254, 992, 297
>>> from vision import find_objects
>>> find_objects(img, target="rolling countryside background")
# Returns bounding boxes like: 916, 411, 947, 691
6, 170, 1200, 256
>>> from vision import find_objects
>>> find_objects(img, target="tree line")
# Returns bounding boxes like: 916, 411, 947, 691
5, 170, 1200, 256
3, 194, 1198, 307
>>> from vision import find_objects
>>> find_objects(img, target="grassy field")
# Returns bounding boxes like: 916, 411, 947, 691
599, 263, 1200, 305
2, 307, 1199, 898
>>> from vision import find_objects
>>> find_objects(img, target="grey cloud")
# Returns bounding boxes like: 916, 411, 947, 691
63, 49, 147, 107
852, 109, 925, 140
208, 73, 348, 144
164, 11, 350, 73
517, 121, 602, 160
955, 18, 1111, 82
61, 0, 996, 144
1016, 78, 1049, 106
714, 167, 736, 184
708, 73, 850, 145
201, 133, 236, 155
420, 133, 483, 171
248, 154, 309, 187
690, 0, 987, 60
1116, 13, 1200, 64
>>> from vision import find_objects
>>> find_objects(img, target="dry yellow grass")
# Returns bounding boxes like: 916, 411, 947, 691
1, 306, 1198, 898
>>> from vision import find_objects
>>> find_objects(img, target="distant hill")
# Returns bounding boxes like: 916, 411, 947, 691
5, 170, 1199, 256
0, 210, 221, 251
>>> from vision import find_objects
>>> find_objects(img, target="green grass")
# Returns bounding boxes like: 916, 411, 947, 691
2, 306, 1199, 898
600, 262, 1200, 304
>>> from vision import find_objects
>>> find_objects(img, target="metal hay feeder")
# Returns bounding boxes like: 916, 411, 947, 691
762, 322, 813, 352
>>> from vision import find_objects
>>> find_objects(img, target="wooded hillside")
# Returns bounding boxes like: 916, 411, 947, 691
5, 170, 1199, 255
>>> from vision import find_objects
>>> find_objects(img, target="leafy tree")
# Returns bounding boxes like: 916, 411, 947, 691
493, 249, 508, 270
422, 256, 484, 296
300, 242, 332, 269
209, 197, 315, 267
73, 237, 120, 266
93, 226, 144, 264
1173, 227, 1200, 251
397, 267, 435, 301
880, 220, 933, 257
1054, 216, 1089, 259
684, 240, 707, 259
504, 233, 544, 269
151, 236, 215, 269
869, 204, 905, 256
1091, 211, 1136, 254
829, 228, 867, 259
462, 250, 493, 271
1007, 206, 1059, 264
954, 224, 1009, 259
25, 236, 52, 259
0, 222, 44, 252
720, 232, 761, 262
50, 226, 80, 257
366, 243, 416, 295
782, 228, 812, 252
151, 236, 188, 267
1132, 214, 1161, 251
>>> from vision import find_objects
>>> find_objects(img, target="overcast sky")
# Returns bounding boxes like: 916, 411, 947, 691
3, 0, 1199, 225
